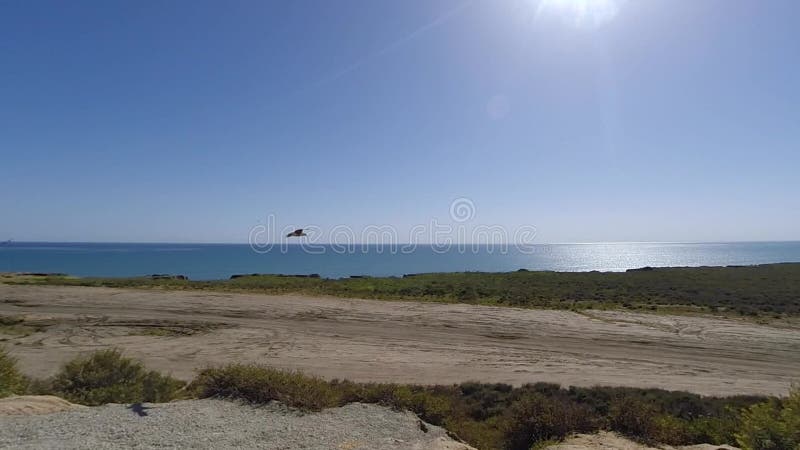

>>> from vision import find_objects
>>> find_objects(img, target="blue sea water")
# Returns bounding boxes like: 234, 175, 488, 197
1, 241, 799, 280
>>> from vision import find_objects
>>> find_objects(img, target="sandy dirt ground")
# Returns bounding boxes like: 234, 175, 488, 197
545, 431, 738, 450
0, 396, 85, 416
1, 284, 798, 396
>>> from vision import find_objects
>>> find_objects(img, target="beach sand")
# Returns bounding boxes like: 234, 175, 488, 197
1, 284, 798, 396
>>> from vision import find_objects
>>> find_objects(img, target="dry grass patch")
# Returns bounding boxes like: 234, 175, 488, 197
0, 346, 28, 397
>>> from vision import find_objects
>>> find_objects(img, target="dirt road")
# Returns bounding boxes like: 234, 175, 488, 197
1, 284, 797, 396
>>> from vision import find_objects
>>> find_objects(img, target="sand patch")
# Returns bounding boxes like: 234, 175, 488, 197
1, 284, 798, 396
546, 431, 739, 450
0, 395, 85, 416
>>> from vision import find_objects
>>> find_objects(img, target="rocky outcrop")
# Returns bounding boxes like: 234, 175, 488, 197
626, 266, 655, 272
229, 273, 320, 279
0, 399, 475, 449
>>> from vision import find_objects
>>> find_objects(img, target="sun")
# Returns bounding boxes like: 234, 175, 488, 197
535, 0, 624, 28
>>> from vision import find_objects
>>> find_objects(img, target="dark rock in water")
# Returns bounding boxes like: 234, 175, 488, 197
21, 272, 67, 277
626, 266, 655, 272
149, 274, 189, 280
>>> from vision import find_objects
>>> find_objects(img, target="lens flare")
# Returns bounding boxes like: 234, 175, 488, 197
536, 0, 624, 28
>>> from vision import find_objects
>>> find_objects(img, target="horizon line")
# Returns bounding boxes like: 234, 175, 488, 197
3, 239, 800, 246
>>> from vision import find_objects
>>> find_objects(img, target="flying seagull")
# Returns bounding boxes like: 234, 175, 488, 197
286, 229, 307, 238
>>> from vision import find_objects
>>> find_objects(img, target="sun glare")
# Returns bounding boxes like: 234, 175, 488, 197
535, 0, 623, 28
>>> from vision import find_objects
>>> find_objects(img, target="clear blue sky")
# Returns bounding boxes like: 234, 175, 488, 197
2, 0, 798, 243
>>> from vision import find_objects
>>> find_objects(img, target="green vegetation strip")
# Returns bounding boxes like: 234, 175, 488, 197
1, 346, 798, 450
5, 263, 800, 316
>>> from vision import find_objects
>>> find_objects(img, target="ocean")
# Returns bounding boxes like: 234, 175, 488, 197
1, 241, 799, 280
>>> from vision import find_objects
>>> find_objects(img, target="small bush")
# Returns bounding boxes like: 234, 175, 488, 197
51, 349, 184, 406
687, 415, 742, 445
0, 346, 28, 397
736, 386, 800, 450
501, 393, 598, 450
648, 415, 691, 445
190, 364, 340, 411
446, 417, 505, 450
608, 396, 659, 439
459, 382, 514, 420
388, 385, 455, 425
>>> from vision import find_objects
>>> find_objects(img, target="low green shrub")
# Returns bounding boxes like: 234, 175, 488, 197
51, 349, 184, 406
190, 364, 771, 450
189, 364, 340, 410
4, 353, 786, 450
395, 385, 458, 426
607, 396, 660, 439
0, 346, 28, 397
501, 392, 598, 449
685, 415, 743, 445
736, 386, 800, 450
13, 263, 800, 316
